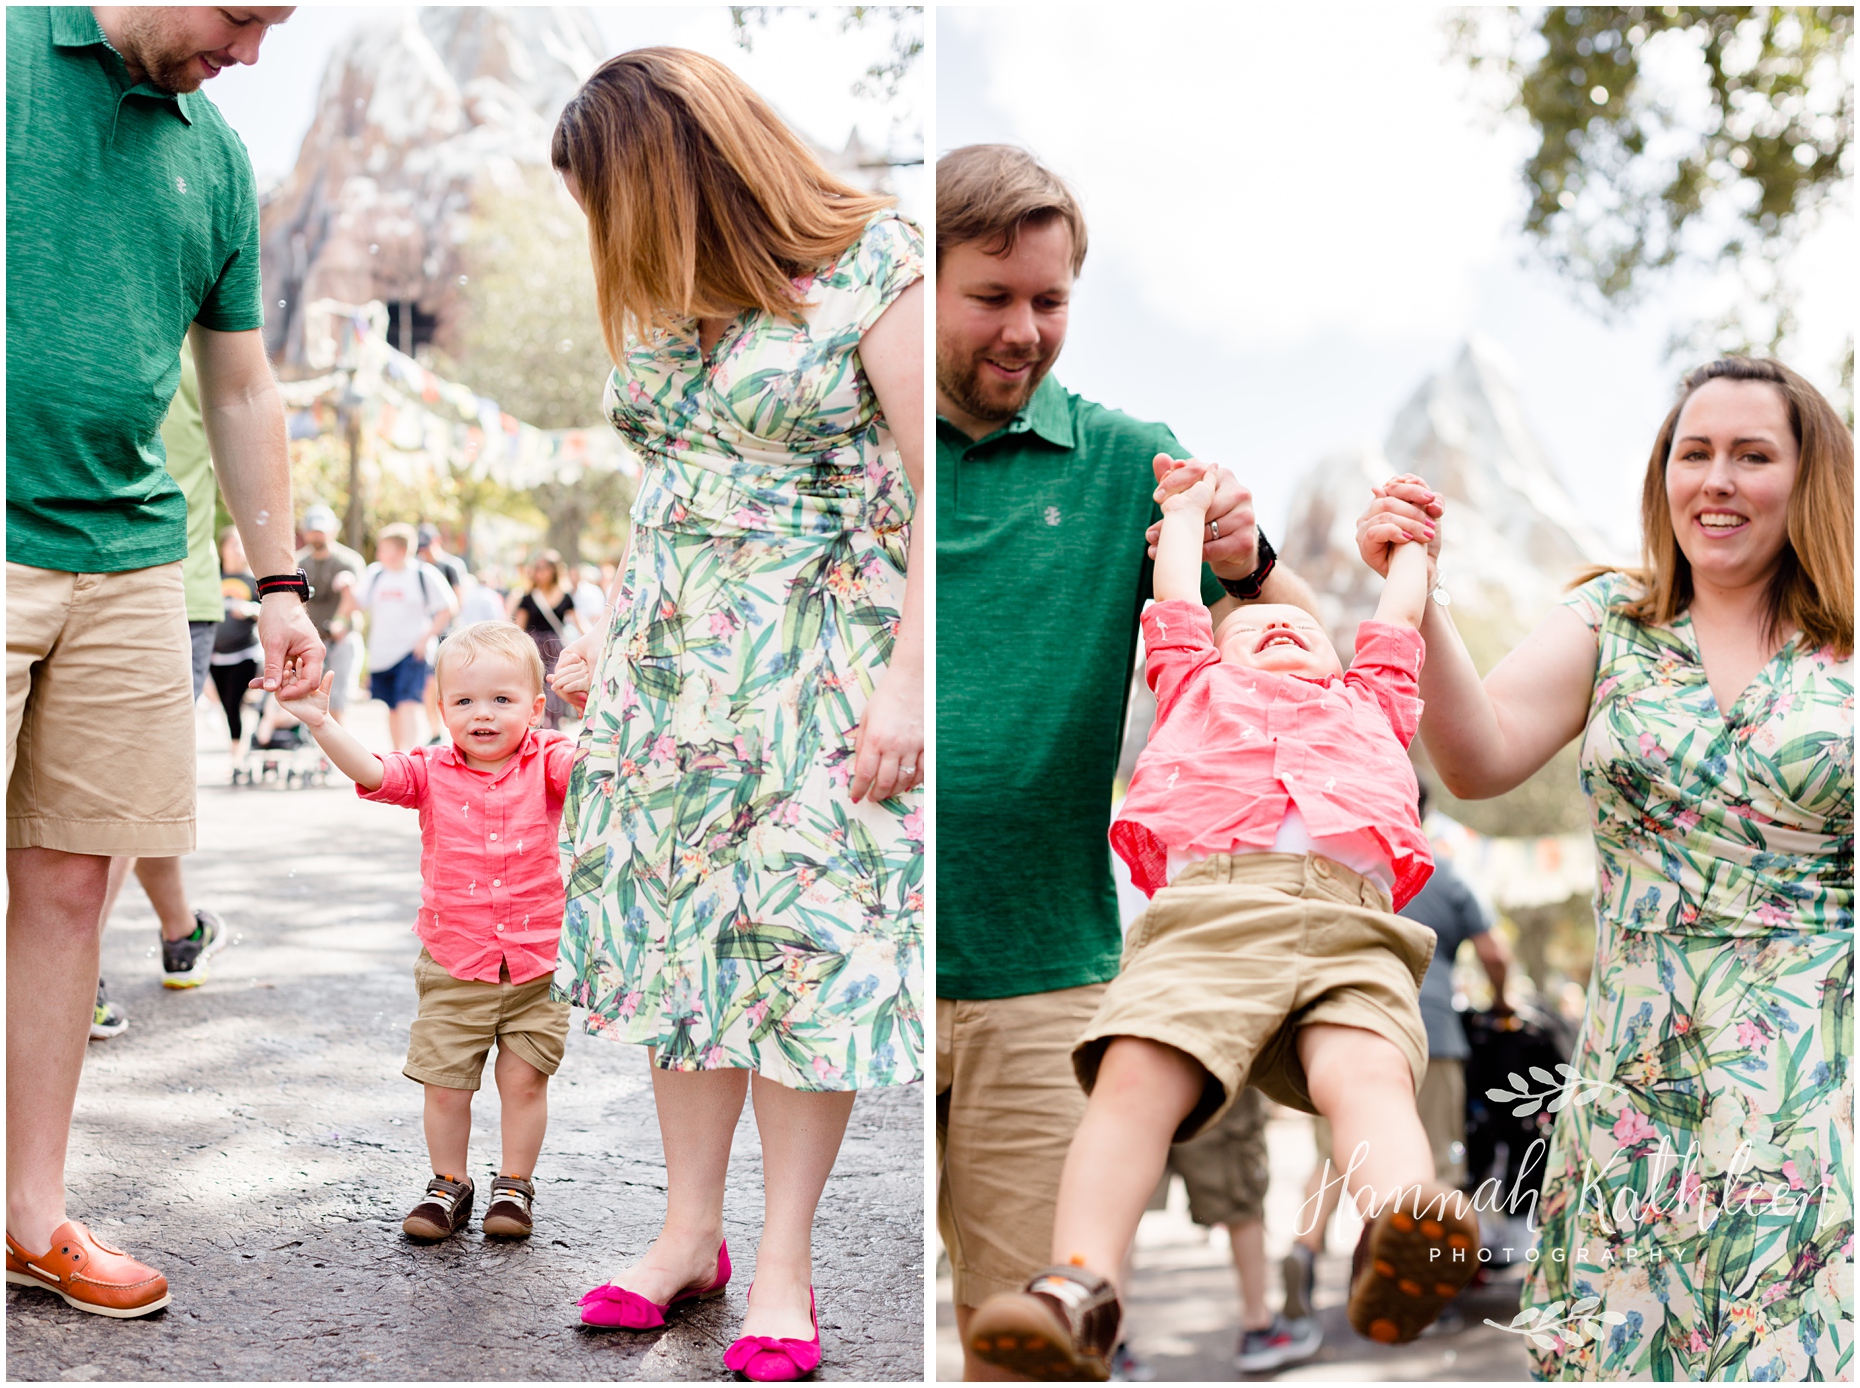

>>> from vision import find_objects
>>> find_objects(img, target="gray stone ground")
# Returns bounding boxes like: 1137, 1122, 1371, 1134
6, 703, 924, 1382
936, 1110, 1533, 1381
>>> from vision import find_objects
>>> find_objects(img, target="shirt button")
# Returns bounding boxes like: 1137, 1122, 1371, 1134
489, 833, 498, 841
492, 879, 501, 887
496, 924, 505, 932
1314, 860, 1331, 877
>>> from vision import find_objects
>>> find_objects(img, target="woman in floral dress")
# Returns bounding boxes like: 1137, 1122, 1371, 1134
1360, 357, 1851, 1380
546, 49, 924, 1377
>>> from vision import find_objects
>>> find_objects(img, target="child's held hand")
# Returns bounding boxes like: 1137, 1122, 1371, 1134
1356, 473, 1441, 577
1153, 454, 1217, 516
278, 670, 334, 730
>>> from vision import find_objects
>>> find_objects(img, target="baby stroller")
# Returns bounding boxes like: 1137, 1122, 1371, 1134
232, 690, 333, 788
1461, 1001, 1573, 1253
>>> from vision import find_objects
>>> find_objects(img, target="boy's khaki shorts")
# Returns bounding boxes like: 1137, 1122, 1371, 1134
6, 562, 196, 856
405, 948, 571, 1090
1074, 853, 1435, 1142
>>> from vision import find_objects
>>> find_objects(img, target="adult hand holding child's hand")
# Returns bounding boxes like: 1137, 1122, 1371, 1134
1144, 454, 1261, 575
1356, 473, 1442, 578
277, 670, 334, 731
549, 626, 602, 714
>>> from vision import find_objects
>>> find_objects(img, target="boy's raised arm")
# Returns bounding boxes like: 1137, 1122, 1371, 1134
279, 672, 387, 791
1151, 455, 1217, 604
1367, 474, 1438, 631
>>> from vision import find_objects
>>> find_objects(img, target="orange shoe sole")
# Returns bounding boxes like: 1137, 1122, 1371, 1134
968, 1291, 1110, 1382
1347, 1196, 1480, 1344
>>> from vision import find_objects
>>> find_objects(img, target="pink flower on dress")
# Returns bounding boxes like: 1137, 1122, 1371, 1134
811, 1056, 843, 1084
618, 990, 642, 1020
702, 1045, 728, 1069
1680, 1172, 1703, 1211
709, 611, 739, 637
746, 1000, 770, 1027
1637, 733, 1668, 763
1612, 1110, 1658, 1150
1782, 1160, 1805, 1190
1737, 1019, 1769, 1052
651, 734, 677, 764
902, 809, 924, 842
1688, 1330, 1709, 1354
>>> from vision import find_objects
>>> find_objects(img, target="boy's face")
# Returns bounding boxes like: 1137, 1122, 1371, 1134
379, 538, 409, 569
1215, 604, 1343, 679
438, 654, 545, 764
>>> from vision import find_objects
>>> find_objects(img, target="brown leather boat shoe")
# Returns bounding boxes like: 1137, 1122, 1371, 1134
5, 1221, 171, 1317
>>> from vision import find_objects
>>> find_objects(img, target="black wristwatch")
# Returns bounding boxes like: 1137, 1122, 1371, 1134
255, 568, 315, 602
1217, 528, 1277, 601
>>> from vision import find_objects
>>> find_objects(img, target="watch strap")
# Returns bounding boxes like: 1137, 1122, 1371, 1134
1216, 528, 1277, 601
255, 569, 315, 602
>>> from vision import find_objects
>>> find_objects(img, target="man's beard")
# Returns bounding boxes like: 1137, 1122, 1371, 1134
935, 343, 1052, 428
119, 10, 209, 94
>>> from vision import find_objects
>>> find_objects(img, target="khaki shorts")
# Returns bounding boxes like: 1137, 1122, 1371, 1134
936, 982, 1107, 1307
6, 562, 195, 856
1168, 1085, 1269, 1227
1074, 853, 1435, 1141
405, 948, 571, 1090
1417, 1056, 1467, 1186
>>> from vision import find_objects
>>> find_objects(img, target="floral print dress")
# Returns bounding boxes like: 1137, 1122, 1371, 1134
1519, 573, 1853, 1381
554, 212, 924, 1092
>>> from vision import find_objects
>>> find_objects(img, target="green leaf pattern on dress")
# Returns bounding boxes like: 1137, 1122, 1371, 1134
553, 213, 925, 1092
1521, 572, 1853, 1381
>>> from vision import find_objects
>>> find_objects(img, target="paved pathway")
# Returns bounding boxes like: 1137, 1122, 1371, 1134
6, 703, 923, 1382
936, 1110, 1534, 1381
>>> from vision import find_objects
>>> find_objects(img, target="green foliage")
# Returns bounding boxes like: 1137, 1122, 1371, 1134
1455, 7, 1852, 316
430, 168, 614, 432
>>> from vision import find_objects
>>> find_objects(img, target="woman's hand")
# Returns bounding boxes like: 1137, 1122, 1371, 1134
1356, 473, 1443, 578
549, 624, 605, 714
849, 664, 923, 804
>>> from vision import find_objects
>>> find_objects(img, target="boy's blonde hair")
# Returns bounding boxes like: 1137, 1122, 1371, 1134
377, 522, 417, 552
434, 621, 545, 698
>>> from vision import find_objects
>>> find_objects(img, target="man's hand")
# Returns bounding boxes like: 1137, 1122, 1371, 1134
278, 669, 334, 730
255, 595, 325, 698
1144, 454, 1260, 578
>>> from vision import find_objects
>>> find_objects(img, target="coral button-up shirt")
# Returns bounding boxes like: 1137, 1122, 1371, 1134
358, 728, 580, 984
1110, 600, 1434, 909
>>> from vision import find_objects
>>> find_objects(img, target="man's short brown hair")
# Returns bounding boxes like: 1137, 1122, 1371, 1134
936, 144, 1088, 274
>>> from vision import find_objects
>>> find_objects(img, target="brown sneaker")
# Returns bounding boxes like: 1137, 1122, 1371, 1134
402, 1176, 474, 1242
5, 1221, 171, 1317
481, 1176, 535, 1239
969, 1263, 1122, 1381
1347, 1184, 1479, 1344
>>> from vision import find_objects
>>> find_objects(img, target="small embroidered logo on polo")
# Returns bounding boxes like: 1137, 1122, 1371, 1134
1043, 506, 1062, 526
175, 176, 187, 194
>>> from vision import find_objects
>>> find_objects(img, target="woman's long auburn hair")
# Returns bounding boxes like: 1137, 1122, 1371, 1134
1579, 357, 1854, 660
551, 47, 894, 356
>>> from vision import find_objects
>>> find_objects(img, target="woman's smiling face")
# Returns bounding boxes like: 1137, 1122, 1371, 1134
1666, 378, 1800, 595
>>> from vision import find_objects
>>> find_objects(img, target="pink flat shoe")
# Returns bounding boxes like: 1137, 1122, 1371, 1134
723, 1286, 822, 1381
579, 1241, 731, 1329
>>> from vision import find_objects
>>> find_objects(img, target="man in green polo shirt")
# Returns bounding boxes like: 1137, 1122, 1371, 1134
4, 5, 319, 1319
934, 144, 1321, 1376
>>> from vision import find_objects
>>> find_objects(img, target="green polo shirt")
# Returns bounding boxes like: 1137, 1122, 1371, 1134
937, 375, 1225, 1000
158, 346, 223, 622
5, 6, 263, 574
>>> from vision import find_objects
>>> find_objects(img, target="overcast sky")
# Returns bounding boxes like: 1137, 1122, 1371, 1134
938, 7, 1854, 552
206, 6, 925, 217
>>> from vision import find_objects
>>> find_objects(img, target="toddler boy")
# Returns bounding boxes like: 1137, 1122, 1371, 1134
969, 465, 1476, 1379
281, 621, 581, 1241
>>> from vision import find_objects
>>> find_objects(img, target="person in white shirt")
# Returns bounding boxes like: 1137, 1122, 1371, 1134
340, 522, 457, 750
